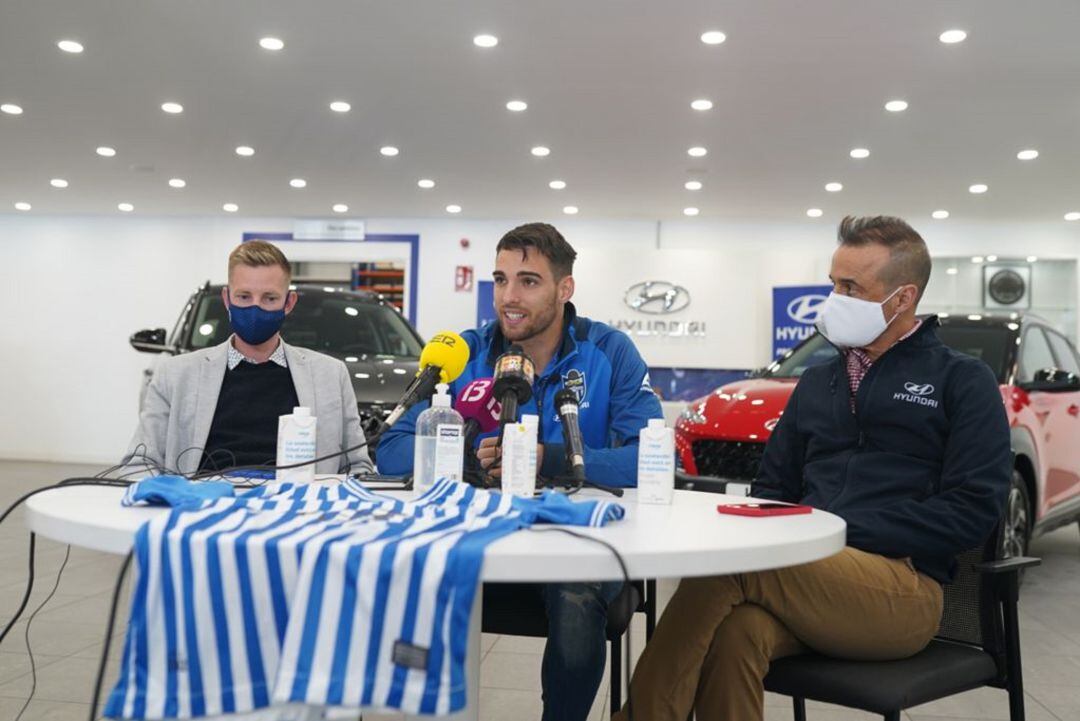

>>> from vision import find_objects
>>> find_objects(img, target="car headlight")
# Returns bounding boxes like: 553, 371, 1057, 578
680, 403, 707, 425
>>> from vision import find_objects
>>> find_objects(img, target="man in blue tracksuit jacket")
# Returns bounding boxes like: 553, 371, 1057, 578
378, 222, 662, 721
616, 216, 1012, 721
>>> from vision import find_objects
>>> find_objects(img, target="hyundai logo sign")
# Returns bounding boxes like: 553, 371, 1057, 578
624, 281, 691, 315
903, 382, 935, 396
785, 294, 827, 324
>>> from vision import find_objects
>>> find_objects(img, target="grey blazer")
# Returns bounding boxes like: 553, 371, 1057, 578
123, 340, 374, 476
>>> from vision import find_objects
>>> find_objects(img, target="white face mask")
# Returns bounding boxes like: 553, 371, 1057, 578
815, 287, 902, 348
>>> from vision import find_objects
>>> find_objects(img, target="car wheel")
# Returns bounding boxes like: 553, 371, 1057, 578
1000, 470, 1030, 561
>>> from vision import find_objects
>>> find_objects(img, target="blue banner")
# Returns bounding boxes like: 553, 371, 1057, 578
772, 285, 831, 358
476, 280, 496, 328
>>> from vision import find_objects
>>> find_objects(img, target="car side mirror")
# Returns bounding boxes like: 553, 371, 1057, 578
129, 328, 174, 354
1019, 368, 1080, 393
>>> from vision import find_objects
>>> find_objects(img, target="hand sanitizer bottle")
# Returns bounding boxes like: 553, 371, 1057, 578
413, 383, 465, 492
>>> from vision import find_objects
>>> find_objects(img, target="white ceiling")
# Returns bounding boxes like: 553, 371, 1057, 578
2, 0, 1080, 222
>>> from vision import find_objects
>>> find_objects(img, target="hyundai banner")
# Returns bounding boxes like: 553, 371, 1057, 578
772, 285, 831, 358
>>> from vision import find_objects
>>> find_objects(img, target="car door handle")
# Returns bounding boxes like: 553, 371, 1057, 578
1069, 404, 1079, 417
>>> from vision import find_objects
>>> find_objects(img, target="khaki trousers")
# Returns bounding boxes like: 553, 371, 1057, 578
613, 547, 943, 721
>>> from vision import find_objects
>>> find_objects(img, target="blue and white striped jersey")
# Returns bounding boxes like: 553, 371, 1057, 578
105, 477, 624, 719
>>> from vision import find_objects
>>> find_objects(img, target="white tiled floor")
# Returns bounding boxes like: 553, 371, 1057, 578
1, 460, 1078, 720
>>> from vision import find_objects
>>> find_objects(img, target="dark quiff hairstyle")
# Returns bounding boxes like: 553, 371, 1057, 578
496, 223, 577, 280
837, 215, 932, 300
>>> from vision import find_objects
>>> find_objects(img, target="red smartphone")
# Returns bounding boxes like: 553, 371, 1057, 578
716, 502, 813, 517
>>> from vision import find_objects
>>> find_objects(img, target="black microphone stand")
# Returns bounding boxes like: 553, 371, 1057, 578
543, 473, 624, 498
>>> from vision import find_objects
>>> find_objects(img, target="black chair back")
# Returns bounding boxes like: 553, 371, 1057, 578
934, 526, 1006, 679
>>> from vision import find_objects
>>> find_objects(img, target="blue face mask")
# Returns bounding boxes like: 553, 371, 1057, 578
226, 297, 287, 345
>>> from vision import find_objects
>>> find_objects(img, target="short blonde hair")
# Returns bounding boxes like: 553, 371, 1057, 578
228, 241, 291, 280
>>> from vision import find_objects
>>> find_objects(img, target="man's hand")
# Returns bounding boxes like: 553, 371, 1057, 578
476, 436, 543, 479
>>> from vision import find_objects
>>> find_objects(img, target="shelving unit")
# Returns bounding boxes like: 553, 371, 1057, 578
353, 262, 406, 310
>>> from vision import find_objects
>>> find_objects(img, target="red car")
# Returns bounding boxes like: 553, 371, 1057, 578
676, 314, 1080, 558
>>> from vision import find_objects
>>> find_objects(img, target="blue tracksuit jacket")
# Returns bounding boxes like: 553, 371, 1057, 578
376, 303, 663, 487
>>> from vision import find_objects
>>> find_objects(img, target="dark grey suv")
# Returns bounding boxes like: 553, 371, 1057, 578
130, 283, 424, 439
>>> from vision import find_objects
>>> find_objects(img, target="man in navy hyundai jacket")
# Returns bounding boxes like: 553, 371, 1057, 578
614, 215, 1011, 721
378, 222, 662, 721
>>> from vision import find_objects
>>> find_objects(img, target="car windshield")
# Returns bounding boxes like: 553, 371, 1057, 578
188, 290, 423, 357
764, 322, 1011, 382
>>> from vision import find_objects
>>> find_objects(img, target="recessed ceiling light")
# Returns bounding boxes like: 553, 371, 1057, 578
563, 205, 579, 215
446, 204, 462, 214
971, 256, 984, 263
506, 100, 528, 112
825, 182, 843, 192
259, 37, 284, 51
223, 203, 239, 213
700, 31, 727, 45
850, 147, 870, 159
14, 202, 31, 211
939, 29, 967, 44
683, 207, 700, 216
380, 146, 399, 157
117, 202, 134, 212
161, 102, 183, 114
1027, 256, 1038, 263
332, 203, 349, 213
417, 179, 435, 189
1, 103, 23, 115
235, 145, 255, 157
968, 183, 988, 194
473, 34, 498, 48
96, 146, 116, 157
806, 208, 824, 218
549, 180, 566, 190
687, 146, 708, 157
329, 101, 351, 113
1065, 212, 1080, 221
50, 178, 68, 188
932, 209, 950, 219
684, 180, 703, 191
690, 99, 714, 111
168, 178, 186, 188
1016, 149, 1039, 160
57, 40, 84, 54
884, 100, 909, 112
289, 178, 307, 188
531, 146, 551, 157
946, 267, 959, 275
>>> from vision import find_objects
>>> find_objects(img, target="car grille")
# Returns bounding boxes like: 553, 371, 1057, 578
691, 440, 766, 481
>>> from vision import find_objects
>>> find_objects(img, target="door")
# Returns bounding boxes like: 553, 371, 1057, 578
1019, 327, 1079, 510
1043, 330, 1080, 508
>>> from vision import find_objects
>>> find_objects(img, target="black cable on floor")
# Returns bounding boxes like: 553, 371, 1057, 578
0, 534, 36, 648
88, 551, 132, 721
15, 543, 71, 721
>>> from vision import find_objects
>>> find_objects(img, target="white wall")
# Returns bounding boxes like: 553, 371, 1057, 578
1, 213, 1077, 464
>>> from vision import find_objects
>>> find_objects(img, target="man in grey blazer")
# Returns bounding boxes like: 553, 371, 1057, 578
123, 241, 374, 476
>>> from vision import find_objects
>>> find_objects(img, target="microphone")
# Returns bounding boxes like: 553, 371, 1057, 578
492, 345, 535, 433
381, 331, 470, 430
455, 378, 502, 447
549, 387, 622, 498
554, 388, 587, 482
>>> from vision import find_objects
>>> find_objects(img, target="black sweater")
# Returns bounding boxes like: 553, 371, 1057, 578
753, 317, 1011, 583
199, 361, 299, 472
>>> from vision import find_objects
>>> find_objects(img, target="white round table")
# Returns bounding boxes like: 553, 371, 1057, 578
24, 484, 846, 720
